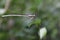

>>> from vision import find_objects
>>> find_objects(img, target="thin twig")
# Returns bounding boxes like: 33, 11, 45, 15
5, 0, 11, 10
2, 15, 35, 17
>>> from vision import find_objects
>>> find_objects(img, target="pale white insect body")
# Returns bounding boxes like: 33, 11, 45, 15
0, 9, 6, 15
38, 27, 47, 39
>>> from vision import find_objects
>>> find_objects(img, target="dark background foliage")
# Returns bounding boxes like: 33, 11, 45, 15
0, 0, 60, 40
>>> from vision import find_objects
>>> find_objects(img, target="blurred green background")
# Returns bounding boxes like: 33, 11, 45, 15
0, 0, 60, 40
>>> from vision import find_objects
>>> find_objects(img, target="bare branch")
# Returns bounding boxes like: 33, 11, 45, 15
5, 0, 11, 10
2, 15, 35, 17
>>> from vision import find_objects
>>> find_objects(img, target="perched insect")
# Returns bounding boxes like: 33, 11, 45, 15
39, 27, 47, 40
